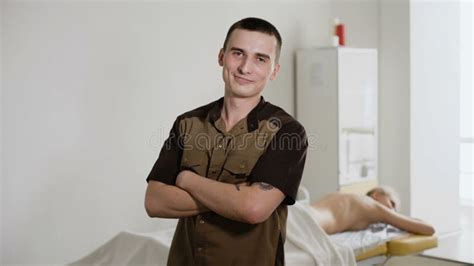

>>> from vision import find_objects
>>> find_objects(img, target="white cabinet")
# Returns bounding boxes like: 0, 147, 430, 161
296, 47, 378, 201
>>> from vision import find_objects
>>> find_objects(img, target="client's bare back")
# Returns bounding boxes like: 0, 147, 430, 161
311, 192, 382, 234
311, 192, 435, 236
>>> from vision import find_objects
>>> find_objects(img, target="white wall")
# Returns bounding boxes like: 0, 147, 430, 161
459, 0, 474, 203
410, 1, 461, 234
378, 0, 411, 215
378, 0, 462, 232
0, 0, 4, 262
2, 1, 338, 264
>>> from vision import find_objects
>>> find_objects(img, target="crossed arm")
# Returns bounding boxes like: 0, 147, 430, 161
145, 170, 285, 224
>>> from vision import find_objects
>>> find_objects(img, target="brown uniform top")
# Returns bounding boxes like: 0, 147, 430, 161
147, 97, 308, 266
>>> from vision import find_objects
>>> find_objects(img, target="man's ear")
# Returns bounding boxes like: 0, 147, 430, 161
218, 48, 224, 66
269, 63, 280, 81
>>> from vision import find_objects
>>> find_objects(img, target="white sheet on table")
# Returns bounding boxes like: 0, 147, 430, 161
286, 201, 357, 266
69, 228, 175, 266
329, 223, 408, 256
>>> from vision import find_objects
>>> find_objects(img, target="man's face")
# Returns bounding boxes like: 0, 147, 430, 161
218, 29, 280, 99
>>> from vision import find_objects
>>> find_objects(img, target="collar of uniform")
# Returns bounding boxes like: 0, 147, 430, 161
208, 96, 266, 132
246, 96, 266, 132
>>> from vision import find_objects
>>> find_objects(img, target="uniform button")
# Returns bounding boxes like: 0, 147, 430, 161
197, 247, 203, 252
199, 220, 205, 224
239, 163, 245, 169
218, 144, 223, 148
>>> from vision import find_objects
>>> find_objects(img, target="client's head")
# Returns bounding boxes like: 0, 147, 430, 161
366, 186, 400, 211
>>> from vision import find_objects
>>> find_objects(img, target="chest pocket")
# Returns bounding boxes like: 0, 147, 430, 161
181, 149, 209, 177
219, 152, 261, 184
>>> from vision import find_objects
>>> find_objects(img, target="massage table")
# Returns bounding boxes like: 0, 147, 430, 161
69, 225, 438, 266
348, 234, 438, 265
339, 180, 438, 265
70, 182, 437, 265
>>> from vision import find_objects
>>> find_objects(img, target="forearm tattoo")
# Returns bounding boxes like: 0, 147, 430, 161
257, 182, 274, 191
235, 183, 241, 191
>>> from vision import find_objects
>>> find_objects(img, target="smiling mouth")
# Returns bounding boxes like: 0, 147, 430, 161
234, 75, 253, 85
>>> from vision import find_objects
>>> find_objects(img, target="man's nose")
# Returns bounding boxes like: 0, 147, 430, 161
238, 57, 252, 74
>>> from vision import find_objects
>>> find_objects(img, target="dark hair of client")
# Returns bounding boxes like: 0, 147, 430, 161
222, 17, 282, 62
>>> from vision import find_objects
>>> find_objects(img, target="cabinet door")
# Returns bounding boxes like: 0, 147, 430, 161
338, 50, 378, 184
296, 49, 340, 200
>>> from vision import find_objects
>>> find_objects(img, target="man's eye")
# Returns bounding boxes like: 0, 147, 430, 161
258, 57, 267, 63
233, 51, 243, 56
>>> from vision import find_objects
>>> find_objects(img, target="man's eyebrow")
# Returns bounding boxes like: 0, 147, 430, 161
229, 47, 244, 53
255, 53, 271, 60
229, 47, 271, 60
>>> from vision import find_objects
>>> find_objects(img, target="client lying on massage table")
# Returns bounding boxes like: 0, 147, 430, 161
310, 186, 435, 236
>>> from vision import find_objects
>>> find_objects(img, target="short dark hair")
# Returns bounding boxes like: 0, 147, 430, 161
222, 17, 282, 62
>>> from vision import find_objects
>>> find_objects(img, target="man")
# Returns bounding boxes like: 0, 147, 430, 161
145, 17, 308, 266
311, 186, 435, 236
